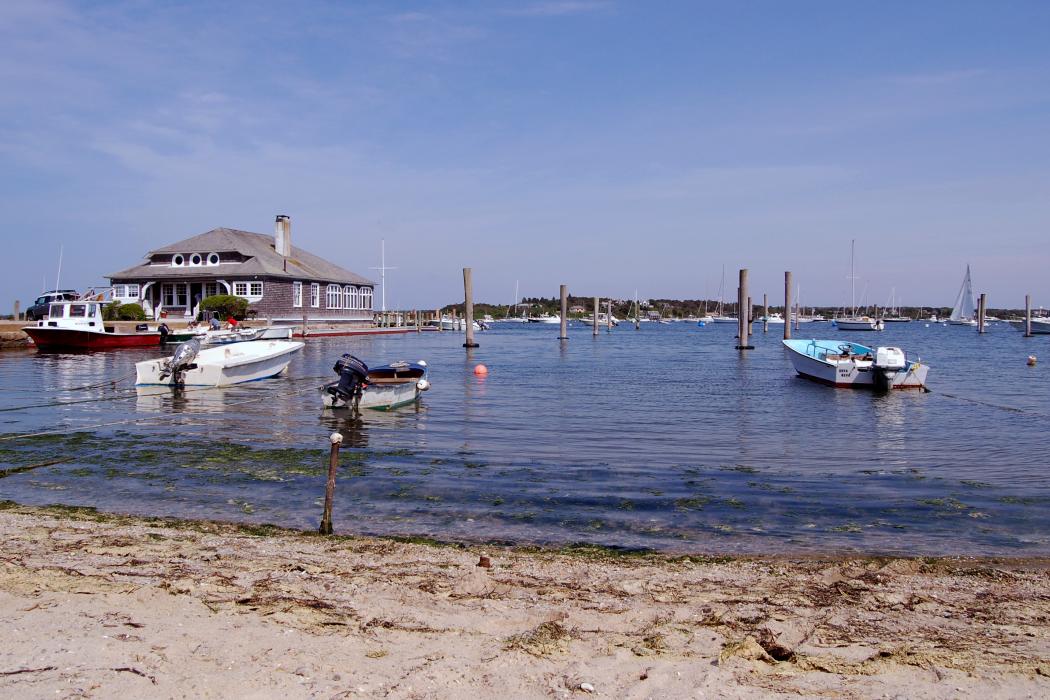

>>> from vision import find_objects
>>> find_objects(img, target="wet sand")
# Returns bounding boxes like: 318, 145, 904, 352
1, 504, 1048, 698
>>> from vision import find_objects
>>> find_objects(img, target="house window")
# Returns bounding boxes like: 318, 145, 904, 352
310, 283, 320, 308
171, 254, 184, 267
207, 253, 220, 265
204, 282, 219, 298
342, 286, 354, 309
190, 253, 203, 266
360, 287, 373, 310
233, 282, 263, 300
162, 283, 188, 307
113, 284, 126, 298
292, 281, 302, 308
125, 284, 139, 299
326, 284, 342, 309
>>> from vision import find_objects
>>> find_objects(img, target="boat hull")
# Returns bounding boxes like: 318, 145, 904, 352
135, 340, 304, 386
782, 340, 928, 389
833, 319, 883, 331
25, 326, 161, 350
321, 361, 429, 411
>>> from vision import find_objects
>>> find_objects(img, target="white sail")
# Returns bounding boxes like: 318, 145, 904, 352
949, 265, 976, 322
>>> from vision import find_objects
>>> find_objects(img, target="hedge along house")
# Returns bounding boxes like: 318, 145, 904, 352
108, 215, 375, 323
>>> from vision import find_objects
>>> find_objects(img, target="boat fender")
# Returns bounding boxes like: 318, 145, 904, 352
416, 379, 430, 391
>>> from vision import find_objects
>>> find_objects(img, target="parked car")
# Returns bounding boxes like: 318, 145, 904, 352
25, 290, 80, 321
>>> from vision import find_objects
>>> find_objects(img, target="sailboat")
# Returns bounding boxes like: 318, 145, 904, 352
883, 287, 912, 323
948, 265, 978, 326
711, 265, 738, 323
833, 240, 883, 331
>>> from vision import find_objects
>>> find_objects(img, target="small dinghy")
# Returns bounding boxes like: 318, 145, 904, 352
782, 339, 929, 390
136, 338, 304, 386
321, 354, 430, 411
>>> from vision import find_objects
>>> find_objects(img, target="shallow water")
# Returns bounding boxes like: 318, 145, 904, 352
1, 320, 1048, 555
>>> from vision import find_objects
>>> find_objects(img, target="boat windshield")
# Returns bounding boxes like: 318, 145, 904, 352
69, 304, 88, 318
48, 303, 66, 318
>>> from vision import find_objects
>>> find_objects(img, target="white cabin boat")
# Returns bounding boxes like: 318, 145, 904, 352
135, 340, 304, 386
527, 314, 561, 324
783, 339, 929, 390
834, 316, 884, 331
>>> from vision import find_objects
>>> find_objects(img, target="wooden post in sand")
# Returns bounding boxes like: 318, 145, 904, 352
558, 285, 568, 340
463, 268, 478, 348
736, 269, 752, 349
784, 271, 793, 341
1025, 295, 1033, 337
762, 293, 768, 333
13, 300, 20, 322
978, 294, 987, 334
593, 297, 599, 336
319, 432, 343, 535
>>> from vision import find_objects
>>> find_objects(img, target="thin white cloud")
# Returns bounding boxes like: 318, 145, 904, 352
886, 68, 990, 86
504, 1, 611, 18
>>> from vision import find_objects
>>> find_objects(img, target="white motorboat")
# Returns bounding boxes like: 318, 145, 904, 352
783, 339, 929, 390
135, 339, 304, 386
948, 265, 978, 326
759, 313, 786, 324
1009, 318, 1050, 334
321, 355, 430, 410
527, 314, 561, 324
424, 317, 482, 331
834, 316, 884, 331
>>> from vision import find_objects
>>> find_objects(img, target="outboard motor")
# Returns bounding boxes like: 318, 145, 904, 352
328, 354, 369, 408
160, 337, 201, 386
873, 346, 905, 392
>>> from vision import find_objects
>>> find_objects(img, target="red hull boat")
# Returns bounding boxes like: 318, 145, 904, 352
24, 299, 161, 351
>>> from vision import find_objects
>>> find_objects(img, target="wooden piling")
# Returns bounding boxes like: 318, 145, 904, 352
1025, 295, 1033, 337
302, 309, 308, 338
736, 269, 753, 349
436, 307, 442, 331
463, 268, 478, 348
593, 297, 599, 336
13, 300, 20, 322
794, 301, 800, 331
978, 294, 987, 334
784, 271, 793, 340
606, 300, 613, 332
415, 309, 420, 333
558, 285, 568, 339
319, 432, 343, 535
763, 293, 768, 333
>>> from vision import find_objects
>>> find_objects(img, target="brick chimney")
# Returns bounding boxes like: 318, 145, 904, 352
274, 215, 291, 256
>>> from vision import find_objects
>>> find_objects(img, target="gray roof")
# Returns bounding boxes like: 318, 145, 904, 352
109, 227, 374, 285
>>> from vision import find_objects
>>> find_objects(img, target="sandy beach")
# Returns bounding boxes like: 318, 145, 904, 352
0, 504, 1047, 698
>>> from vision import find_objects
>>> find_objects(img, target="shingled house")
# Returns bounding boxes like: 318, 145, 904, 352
108, 215, 375, 323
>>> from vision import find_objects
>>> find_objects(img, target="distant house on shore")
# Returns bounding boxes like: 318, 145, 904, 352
108, 215, 375, 323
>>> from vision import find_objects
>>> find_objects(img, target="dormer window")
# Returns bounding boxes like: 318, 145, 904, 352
189, 253, 203, 266
171, 254, 185, 267
207, 253, 220, 265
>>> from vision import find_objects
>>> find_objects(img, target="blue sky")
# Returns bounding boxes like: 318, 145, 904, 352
2, 1, 1049, 310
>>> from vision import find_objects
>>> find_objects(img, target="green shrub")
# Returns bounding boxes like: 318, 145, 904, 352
199, 294, 248, 321
103, 301, 146, 321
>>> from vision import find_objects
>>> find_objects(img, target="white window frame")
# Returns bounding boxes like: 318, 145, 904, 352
326, 284, 342, 309
162, 283, 188, 307
310, 283, 320, 308
204, 282, 219, 298
125, 283, 139, 299
360, 287, 373, 310
233, 281, 263, 301
292, 281, 302, 308
113, 284, 126, 299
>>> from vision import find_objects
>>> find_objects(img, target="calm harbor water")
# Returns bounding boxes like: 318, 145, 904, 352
1, 321, 1048, 556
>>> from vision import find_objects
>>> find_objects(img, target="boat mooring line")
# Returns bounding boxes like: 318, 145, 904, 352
936, 391, 1049, 419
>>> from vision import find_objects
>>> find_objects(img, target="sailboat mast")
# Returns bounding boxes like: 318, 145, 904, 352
849, 239, 856, 317
55, 244, 64, 292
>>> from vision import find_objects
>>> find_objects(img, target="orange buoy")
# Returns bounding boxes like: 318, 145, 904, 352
474, 363, 488, 376
1027, 355, 1037, 366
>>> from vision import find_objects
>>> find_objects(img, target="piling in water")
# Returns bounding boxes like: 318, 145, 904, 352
978, 294, 986, 334
1025, 294, 1032, 337
593, 297, 599, 336
784, 271, 793, 340
319, 432, 343, 535
463, 268, 478, 348
606, 300, 612, 332
14, 300, 20, 322
436, 308, 442, 332
763, 293, 768, 333
736, 269, 752, 349
559, 285, 568, 339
